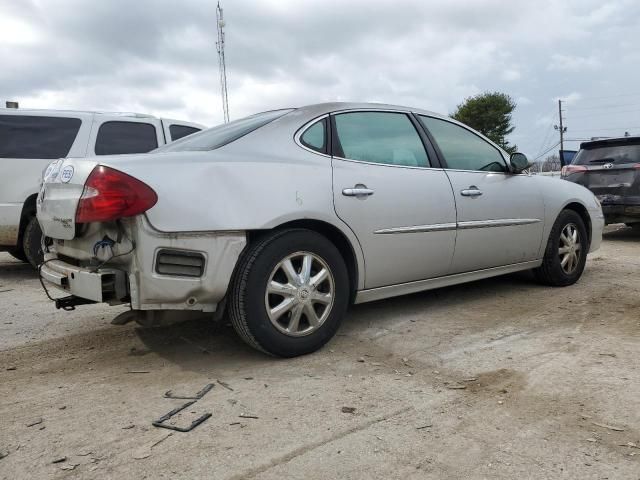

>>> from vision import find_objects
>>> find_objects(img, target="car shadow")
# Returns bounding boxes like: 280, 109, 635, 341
132, 269, 539, 372
602, 224, 640, 243
0, 254, 35, 282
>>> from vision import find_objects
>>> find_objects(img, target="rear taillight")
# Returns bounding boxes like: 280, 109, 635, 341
75, 166, 158, 223
561, 165, 587, 177
633, 163, 640, 169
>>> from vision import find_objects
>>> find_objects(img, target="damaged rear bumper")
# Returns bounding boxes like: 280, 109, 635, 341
41, 260, 127, 303
39, 216, 247, 313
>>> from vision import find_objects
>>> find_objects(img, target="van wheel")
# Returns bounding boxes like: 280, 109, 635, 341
23, 216, 44, 268
229, 229, 349, 357
534, 209, 588, 286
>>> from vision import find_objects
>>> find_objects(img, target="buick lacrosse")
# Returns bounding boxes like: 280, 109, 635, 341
37, 103, 604, 357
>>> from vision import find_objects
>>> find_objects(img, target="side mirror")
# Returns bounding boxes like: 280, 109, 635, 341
510, 152, 531, 173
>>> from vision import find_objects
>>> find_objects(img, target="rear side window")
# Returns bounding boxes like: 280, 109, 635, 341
95, 121, 158, 155
169, 124, 200, 141
419, 116, 506, 172
0, 115, 81, 159
573, 143, 640, 166
333, 112, 429, 167
300, 118, 327, 154
157, 109, 294, 153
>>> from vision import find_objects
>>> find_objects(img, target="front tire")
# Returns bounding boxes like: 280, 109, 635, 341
534, 209, 588, 286
229, 229, 349, 357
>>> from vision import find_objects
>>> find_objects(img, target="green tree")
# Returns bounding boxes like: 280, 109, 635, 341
451, 92, 518, 154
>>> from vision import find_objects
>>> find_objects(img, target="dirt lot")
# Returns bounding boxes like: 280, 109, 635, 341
1, 226, 639, 479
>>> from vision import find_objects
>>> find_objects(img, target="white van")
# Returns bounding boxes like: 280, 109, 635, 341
0, 108, 204, 266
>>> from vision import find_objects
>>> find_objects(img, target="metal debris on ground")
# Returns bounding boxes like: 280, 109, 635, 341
446, 384, 467, 390
126, 370, 150, 374
179, 336, 210, 354
592, 421, 625, 432
26, 418, 43, 427
216, 380, 234, 391
416, 423, 433, 430
51, 457, 67, 464
164, 383, 214, 400
239, 413, 259, 419
154, 383, 214, 432
341, 407, 356, 414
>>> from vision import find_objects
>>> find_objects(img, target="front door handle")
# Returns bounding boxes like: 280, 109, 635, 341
342, 186, 374, 197
460, 187, 483, 197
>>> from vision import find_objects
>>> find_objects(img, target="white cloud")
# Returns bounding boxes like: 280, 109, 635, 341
548, 54, 600, 71
1, 0, 639, 155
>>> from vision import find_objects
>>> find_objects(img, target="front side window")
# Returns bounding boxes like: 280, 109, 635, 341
0, 115, 81, 159
95, 121, 158, 155
333, 112, 429, 167
169, 124, 200, 141
300, 118, 326, 153
419, 116, 506, 172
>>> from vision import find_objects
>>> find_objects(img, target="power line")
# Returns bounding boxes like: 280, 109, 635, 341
532, 141, 561, 161
566, 102, 640, 112
564, 108, 640, 120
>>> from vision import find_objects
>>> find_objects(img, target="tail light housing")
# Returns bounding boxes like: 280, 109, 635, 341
76, 166, 158, 223
561, 165, 587, 177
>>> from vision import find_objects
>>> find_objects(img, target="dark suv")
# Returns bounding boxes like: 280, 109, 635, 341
562, 136, 640, 226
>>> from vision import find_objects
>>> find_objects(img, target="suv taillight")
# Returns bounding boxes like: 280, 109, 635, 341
561, 165, 587, 177
75, 166, 158, 223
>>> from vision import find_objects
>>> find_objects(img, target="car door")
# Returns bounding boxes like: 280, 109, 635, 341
329, 110, 457, 289
418, 115, 545, 273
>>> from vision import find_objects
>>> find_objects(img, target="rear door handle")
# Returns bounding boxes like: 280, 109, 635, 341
342, 186, 374, 197
460, 187, 483, 197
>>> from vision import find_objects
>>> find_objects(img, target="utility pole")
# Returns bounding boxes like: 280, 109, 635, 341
554, 99, 567, 152
216, 2, 230, 123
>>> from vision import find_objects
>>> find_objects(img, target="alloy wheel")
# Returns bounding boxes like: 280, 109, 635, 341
264, 251, 335, 337
558, 223, 582, 275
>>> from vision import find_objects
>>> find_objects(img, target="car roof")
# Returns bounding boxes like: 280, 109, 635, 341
0, 107, 156, 118
580, 136, 640, 149
292, 102, 450, 120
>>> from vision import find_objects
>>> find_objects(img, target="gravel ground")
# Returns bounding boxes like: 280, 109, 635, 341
0, 225, 639, 479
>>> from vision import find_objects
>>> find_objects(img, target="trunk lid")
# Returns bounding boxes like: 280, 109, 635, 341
37, 158, 98, 240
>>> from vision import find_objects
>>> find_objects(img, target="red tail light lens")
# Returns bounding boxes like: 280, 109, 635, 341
561, 165, 587, 177
75, 166, 158, 223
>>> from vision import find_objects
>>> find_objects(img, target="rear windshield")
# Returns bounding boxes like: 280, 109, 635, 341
573, 143, 640, 166
0, 115, 81, 159
156, 109, 294, 153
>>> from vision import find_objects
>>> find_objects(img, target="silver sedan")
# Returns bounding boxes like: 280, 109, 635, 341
37, 102, 604, 357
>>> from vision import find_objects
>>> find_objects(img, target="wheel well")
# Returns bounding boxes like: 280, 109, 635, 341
17, 194, 38, 246
564, 202, 592, 247
248, 220, 359, 303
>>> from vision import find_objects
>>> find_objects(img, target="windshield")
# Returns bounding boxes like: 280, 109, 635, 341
573, 143, 640, 166
156, 109, 294, 153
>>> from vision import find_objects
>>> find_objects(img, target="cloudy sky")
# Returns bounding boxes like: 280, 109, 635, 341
2, 0, 640, 157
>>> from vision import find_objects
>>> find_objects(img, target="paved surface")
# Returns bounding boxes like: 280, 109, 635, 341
1, 226, 639, 479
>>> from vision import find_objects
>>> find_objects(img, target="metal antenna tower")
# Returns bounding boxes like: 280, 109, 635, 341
216, 2, 230, 123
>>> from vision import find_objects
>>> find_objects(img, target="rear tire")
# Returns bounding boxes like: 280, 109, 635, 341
229, 229, 349, 357
23, 216, 44, 268
7, 247, 28, 263
534, 209, 588, 286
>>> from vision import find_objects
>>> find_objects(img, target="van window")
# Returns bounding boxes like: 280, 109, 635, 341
0, 115, 81, 159
95, 121, 158, 155
169, 124, 201, 141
